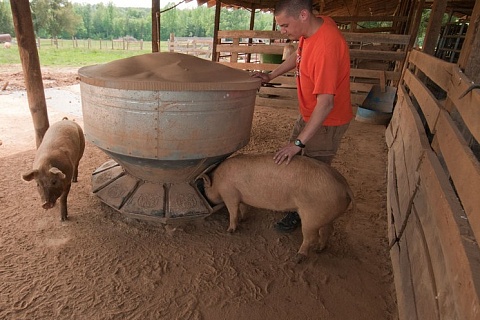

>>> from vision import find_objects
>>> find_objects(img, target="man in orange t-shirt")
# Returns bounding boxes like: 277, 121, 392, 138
253, 0, 353, 231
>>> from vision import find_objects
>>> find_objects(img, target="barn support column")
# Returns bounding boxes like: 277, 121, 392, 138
458, 0, 480, 83
10, 0, 49, 148
422, 0, 448, 55
408, 0, 426, 49
152, 0, 160, 52
246, 5, 256, 63
212, 0, 221, 61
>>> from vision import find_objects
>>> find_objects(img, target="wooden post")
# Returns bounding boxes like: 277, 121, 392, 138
212, 0, 221, 61
457, 0, 480, 83
407, 0, 426, 50
422, 0, 448, 55
169, 33, 174, 52
247, 6, 255, 63
152, 0, 160, 52
9, 0, 49, 148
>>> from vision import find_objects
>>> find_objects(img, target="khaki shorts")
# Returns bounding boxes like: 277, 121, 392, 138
290, 115, 350, 165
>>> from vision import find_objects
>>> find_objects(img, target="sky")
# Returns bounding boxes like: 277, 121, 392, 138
70, 0, 198, 9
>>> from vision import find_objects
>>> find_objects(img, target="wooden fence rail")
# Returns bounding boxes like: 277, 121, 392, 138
36, 37, 146, 50
214, 30, 409, 108
386, 49, 480, 320
167, 34, 213, 59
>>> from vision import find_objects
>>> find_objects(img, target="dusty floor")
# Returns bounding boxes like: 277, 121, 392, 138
0, 65, 397, 319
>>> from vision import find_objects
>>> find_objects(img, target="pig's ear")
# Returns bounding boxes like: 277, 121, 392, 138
50, 167, 66, 180
22, 169, 39, 182
199, 173, 211, 187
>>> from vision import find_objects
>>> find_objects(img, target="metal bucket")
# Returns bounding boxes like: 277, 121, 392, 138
78, 52, 261, 222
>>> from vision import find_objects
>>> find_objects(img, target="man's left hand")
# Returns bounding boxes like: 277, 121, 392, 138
273, 143, 301, 165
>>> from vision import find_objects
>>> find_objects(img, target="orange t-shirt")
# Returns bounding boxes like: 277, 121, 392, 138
296, 16, 352, 126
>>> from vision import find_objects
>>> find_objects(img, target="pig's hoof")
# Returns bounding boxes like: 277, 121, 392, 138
227, 227, 236, 233
315, 246, 327, 254
294, 253, 307, 264
61, 215, 68, 222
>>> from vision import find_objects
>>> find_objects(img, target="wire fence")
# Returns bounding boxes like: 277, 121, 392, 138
37, 37, 151, 51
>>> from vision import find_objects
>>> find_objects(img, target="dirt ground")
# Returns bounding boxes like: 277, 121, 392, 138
0, 65, 397, 319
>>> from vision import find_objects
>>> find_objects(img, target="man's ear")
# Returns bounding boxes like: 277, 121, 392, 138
299, 9, 309, 20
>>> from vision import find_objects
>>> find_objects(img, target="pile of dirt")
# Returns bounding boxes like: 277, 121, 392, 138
0, 65, 80, 91
0, 65, 397, 319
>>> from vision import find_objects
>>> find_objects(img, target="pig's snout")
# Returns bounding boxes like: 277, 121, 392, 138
42, 202, 55, 210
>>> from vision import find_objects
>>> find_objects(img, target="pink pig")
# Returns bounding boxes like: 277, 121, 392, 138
22, 118, 85, 221
201, 153, 354, 262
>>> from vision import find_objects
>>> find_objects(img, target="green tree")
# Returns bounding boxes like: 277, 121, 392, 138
31, 0, 82, 38
0, 0, 14, 36
415, 9, 452, 48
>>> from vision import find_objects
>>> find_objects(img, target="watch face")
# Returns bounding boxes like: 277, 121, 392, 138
294, 139, 304, 147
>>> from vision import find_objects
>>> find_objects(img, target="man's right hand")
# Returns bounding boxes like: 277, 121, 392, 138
251, 72, 272, 84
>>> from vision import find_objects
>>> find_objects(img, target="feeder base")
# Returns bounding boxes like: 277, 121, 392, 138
91, 160, 222, 223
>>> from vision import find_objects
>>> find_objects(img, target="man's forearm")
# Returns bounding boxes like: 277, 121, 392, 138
269, 51, 297, 80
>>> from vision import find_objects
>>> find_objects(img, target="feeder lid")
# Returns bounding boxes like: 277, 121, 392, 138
78, 52, 261, 91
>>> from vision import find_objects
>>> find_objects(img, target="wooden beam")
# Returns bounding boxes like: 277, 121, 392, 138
152, 0, 160, 52
332, 16, 409, 23
457, 0, 480, 83
422, 0, 448, 55
408, 50, 454, 91
9, 0, 49, 148
343, 33, 410, 44
403, 68, 442, 132
246, 5, 255, 63
419, 150, 480, 320
433, 110, 480, 243
447, 66, 480, 142
212, 0, 221, 61
408, 0, 426, 49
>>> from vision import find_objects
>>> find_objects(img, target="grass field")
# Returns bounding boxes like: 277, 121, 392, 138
1, 39, 169, 66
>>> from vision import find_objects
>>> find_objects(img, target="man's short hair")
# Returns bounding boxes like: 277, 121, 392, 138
275, 0, 313, 17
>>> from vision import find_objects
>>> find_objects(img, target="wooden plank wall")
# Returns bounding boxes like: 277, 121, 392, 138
214, 29, 409, 109
216, 30, 296, 109
167, 35, 213, 59
386, 49, 480, 319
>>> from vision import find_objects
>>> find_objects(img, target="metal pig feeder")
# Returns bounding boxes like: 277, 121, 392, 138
78, 52, 261, 223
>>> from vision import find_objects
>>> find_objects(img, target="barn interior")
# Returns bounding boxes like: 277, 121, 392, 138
6, 0, 480, 319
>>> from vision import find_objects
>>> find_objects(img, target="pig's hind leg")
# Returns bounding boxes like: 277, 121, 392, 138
224, 199, 241, 233
316, 223, 333, 252
296, 213, 333, 263
296, 223, 319, 263
72, 161, 80, 182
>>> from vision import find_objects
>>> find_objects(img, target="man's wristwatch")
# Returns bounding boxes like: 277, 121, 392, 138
294, 139, 305, 148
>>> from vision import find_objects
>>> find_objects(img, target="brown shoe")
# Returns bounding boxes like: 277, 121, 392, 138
274, 212, 301, 232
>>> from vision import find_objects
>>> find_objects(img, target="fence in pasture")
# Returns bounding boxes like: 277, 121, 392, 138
167, 34, 213, 59
36, 37, 148, 51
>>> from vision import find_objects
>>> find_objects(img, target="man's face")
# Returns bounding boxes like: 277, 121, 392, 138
275, 11, 303, 40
